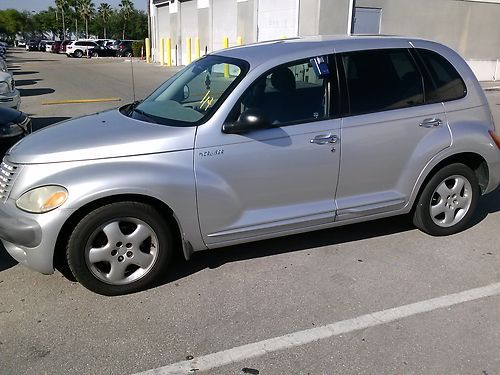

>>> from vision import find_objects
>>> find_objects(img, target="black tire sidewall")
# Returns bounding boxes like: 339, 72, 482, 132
67, 202, 173, 295
414, 163, 479, 236
74, 50, 83, 58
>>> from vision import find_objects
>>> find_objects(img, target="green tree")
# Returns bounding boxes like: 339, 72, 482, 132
68, 0, 80, 39
119, 0, 134, 40
0, 9, 27, 42
79, 0, 95, 39
55, 0, 68, 39
97, 3, 112, 39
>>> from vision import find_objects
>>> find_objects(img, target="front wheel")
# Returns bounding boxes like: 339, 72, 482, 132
413, 163, 480, 236
67, 202, 173, 295
74, 50, 83, 58
91, 51, 99, 58
125, 51, 133, 57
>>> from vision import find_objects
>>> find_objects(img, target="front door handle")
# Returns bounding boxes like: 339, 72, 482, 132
419, 118, 443, 128
310, 134, 338, 145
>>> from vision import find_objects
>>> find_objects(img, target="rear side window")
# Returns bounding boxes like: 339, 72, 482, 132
341, 49, 424, 116
416, 49, 466, 103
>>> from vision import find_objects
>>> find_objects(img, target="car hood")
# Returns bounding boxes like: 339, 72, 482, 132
6, 108, 196, 164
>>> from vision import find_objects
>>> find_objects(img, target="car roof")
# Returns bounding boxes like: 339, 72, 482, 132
213, 35, 434, 68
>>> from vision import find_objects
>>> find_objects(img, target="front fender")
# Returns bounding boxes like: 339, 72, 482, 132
11, 151, 207, 252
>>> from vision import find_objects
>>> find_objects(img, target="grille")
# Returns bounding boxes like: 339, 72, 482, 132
0, 160, 19, 202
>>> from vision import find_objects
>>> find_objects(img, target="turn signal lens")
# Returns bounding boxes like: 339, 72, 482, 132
489, 130, 500, 150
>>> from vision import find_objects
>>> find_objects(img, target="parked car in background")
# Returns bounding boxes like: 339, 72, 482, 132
26, 40, 40, 51
66, 40, 99, 58
51, 41, 62, 53
38, 40, 50, 51
0, 107, 32, 153
44, 41, 55, 52
0, 58, 8, 73
88, 45, 117, 58
0, 71, 20, 110
59, 40, 73, 54
17, 40, 26, 48
116, 40, 136, 57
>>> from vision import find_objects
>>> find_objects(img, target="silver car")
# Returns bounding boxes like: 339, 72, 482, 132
1, 36, 499, 295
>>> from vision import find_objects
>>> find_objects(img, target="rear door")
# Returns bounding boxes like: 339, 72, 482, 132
335, 47, 450, 221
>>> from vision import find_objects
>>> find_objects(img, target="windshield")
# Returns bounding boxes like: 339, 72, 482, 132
134, 55, 248, 126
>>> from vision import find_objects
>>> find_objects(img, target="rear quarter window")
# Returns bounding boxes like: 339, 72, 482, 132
416, 49, 466, 103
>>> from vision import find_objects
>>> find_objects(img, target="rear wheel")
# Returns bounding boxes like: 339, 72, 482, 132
413, 163, 480, 236
125, 51, 133, 57
67, 202, 173, 295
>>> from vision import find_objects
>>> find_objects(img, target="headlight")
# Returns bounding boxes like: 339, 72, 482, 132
16, 186, 68, 213
0, 81, 9, 94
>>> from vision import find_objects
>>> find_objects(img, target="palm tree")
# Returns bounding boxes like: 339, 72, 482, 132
55, 0, 68, 39
119, 0, 134, 40
79, 0, 95, 39
69, 0, 80, 39
98, 3, 112, 39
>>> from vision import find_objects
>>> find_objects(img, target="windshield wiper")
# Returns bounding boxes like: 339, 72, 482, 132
133, 108, 157, 124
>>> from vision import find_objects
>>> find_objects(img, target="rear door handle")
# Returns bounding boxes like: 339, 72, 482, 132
419, 118, 443, 128
310, 134, 338, 145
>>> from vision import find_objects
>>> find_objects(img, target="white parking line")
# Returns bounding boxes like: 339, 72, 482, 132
134, 282, 500, 375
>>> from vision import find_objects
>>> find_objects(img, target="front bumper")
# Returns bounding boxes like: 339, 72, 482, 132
0, 89, 20, 110
0, 199, 74, 274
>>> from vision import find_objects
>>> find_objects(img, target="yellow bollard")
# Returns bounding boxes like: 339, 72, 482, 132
237, 36, 243, 46
145, 38, 151, 64
223, 37, 229, 77
196, 37, 201, 59
187, 37, 192, 64
160, 38, 165, 66
167, 38, 172, 67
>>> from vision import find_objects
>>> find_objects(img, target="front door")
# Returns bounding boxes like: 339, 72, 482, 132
195, 58, 341, 246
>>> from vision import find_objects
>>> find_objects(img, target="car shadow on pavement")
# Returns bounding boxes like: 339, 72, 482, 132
18, 88, 55, 97
12, 71, 39, 76
15, 79, 43, 87
468, 188, 500, 227
153, 214, 416, 290
153, 189, 500, 291
0, 244, 17, 273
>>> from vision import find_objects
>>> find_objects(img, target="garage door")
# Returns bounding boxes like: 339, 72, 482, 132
257, 0, 299, 42
212, 0, 237, 51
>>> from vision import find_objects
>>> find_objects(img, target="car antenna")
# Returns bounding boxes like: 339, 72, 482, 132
130, 56, 136, 103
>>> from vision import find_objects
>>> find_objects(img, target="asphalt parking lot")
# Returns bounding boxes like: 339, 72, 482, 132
1, 49, 500, 375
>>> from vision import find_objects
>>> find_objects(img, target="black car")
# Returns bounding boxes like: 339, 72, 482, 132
26, 40, 40, 51
116, 40, 135, 57
0, 107, 32, 153
88, 45, 117, 58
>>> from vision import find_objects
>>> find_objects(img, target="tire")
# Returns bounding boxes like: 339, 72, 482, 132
74, 50, 83, 58
67, 202, 173, 295
91, 51, 99, 58
413, 163, 480, 236
125, 51, 133, 57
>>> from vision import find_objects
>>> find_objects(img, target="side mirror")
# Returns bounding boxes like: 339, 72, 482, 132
222, 109, 271, 134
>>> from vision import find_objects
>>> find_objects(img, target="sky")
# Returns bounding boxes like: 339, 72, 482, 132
0, 0, 148, 12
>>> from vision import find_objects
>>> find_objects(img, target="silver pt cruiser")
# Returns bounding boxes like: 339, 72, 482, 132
1, 36, 499, 295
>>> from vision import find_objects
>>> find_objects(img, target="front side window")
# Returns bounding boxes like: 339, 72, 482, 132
133, 55, 247, 126
416, 48, 466, 103
228, 59, 329, 126
342, 49, 424, 116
